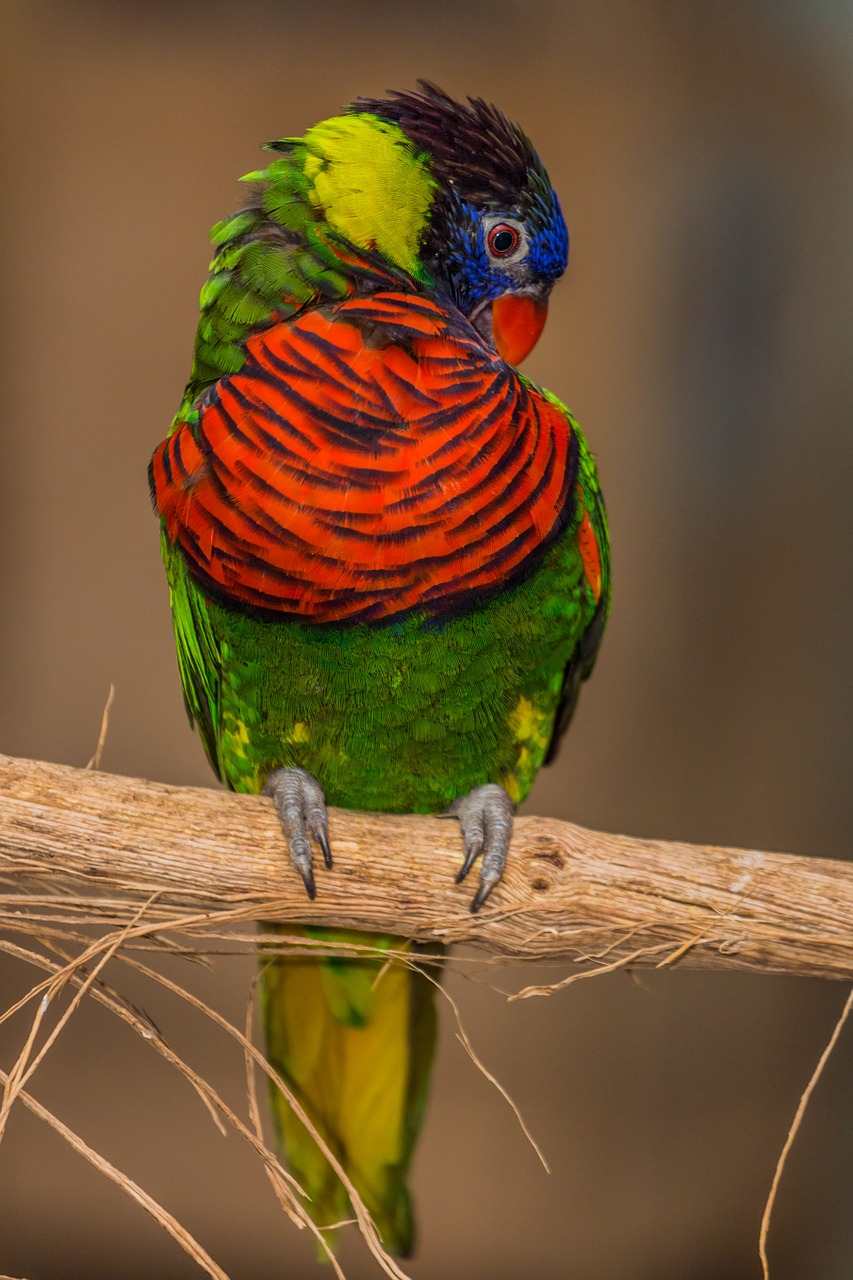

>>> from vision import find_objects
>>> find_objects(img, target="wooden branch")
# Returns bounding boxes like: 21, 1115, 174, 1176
0, 752, 851, 982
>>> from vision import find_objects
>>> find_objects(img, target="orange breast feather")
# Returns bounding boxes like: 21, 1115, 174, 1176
151, 293, 579, 623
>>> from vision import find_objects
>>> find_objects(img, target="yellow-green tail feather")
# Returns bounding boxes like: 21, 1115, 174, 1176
260, 925, 439, 1256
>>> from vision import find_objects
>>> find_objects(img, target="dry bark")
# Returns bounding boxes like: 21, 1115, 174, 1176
0, 752, 851, 981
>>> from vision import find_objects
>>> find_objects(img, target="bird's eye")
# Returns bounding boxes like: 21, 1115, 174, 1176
487, 224, 520, 258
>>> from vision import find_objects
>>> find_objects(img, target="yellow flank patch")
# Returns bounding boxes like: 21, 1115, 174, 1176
509, 695, 551, 749
227, 718, 251, 746
502, 772, 522, 805
221, 717, 251, 761
220, 717, 262, 792
504, 695, 553, 805
301, 114, 435, 276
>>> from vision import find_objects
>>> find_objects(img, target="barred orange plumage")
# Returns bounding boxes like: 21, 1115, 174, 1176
151, 292, 578, 624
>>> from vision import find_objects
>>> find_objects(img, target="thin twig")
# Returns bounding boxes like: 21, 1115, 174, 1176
0, 1067, 229, 1280
508, 943, 674, 1001
419, 965, 550, 1172
758, 986, 853, 1279
0, 894, 159, 1141
85, 683, 115, 771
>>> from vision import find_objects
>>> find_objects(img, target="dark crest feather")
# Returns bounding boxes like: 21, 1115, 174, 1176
353, 80, 548, 207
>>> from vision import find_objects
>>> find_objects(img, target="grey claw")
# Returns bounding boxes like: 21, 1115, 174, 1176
316, 827, 333, 870
298, 861, 317, 901
263, 766, 330, 898
454, 828, 483, 884
470, 877, 498, 913
448, 784, 513, 911
306, 803, 332, 869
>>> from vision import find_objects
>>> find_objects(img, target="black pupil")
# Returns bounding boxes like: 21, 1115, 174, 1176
491, 227, 516, 255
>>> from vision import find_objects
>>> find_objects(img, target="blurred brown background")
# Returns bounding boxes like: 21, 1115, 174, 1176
1, 1, 852, 1276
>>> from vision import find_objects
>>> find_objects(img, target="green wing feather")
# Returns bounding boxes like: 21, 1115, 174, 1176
161, 539, 222, 777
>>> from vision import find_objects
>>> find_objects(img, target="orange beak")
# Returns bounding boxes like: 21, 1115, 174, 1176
491, 293, 549, 365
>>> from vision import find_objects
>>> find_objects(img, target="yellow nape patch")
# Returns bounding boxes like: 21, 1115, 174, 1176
302, 114, 435, 277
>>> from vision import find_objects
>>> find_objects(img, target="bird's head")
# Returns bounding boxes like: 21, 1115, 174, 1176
287, 82, 568, 365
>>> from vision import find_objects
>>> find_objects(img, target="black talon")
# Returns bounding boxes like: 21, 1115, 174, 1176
316, 828, 333, 870
299, 863, 317, 901
470, 879, 497, 913
455, 838, 482, 884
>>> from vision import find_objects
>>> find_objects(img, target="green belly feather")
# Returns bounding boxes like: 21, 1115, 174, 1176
205, 531, 591, 811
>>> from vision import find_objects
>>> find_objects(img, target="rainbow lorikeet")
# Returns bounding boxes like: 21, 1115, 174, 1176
150, 82, 609, 1255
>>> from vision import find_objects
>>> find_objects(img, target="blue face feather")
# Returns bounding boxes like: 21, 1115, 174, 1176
525, 190, 570, 283
435, 188, 569, 320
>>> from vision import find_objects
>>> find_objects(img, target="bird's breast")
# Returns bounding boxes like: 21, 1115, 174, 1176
151, 292, 579, 624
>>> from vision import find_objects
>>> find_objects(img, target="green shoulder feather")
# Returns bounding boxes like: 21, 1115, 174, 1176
174, 114, 435, 426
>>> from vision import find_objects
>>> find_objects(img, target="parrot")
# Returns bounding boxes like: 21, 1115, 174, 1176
149, 82, 609, 1256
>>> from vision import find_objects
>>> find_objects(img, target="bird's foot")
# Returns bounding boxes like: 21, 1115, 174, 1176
263, 767, 332, 901
447, 784, 513, 913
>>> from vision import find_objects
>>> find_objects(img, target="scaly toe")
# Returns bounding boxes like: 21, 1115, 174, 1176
263, 766, 331, 899
448, 783, 513, 911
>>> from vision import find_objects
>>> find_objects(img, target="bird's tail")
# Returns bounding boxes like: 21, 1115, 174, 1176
259, 924, 440, 1257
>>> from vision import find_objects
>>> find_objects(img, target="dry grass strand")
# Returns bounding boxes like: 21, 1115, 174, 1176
758, 985, 853, 1279
0, 1065, 229, 1280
